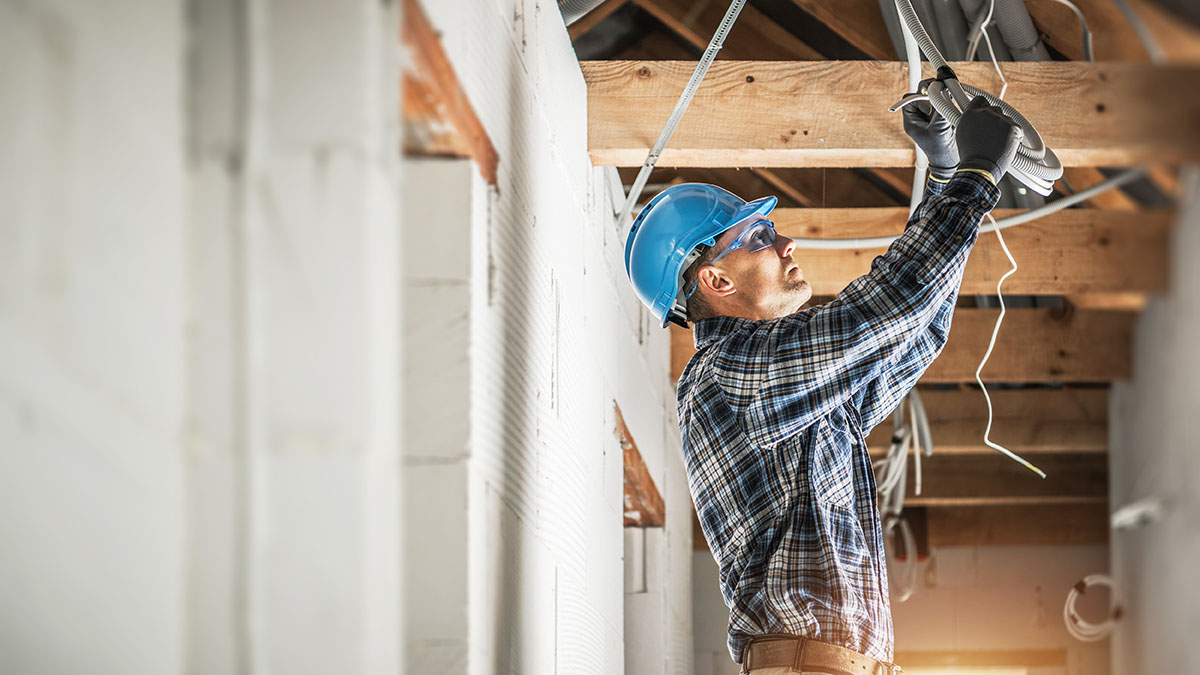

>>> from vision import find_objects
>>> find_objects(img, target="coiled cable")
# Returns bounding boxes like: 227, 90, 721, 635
892, 0, 1064, 195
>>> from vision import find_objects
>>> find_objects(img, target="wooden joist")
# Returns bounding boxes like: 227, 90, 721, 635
900, 453, 1108, 507
670, 309, 1134, 383
926, 503, 1109, 546
694, 502, 1109, 551
568, 0, 628, 40
583, 60, 1200, 167
787, 0, 894, 59
865, 388, 1107, 456
402, 0, 498, 184
1028, 0, 1200, 62
777, 207, 1170, 296
616, 404, 666, 527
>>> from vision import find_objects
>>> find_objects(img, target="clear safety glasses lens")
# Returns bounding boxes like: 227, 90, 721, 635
682, 220, 776, 300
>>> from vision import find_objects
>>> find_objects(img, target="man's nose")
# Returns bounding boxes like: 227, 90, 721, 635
777, 234, 795, 258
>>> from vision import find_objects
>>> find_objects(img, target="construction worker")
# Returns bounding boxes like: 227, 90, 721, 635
624, 93, 1022, 674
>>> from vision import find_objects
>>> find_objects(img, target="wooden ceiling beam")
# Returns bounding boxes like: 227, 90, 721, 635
568, 0, 630, 40
695, 502, 1110, 550
925, 503, 1109, 546
616, 404, 666, 527
775, 207, 1171, 296
402, 0, 498, 184
670, 308, 1134, 383
787, 0, 895, 59
865, 387, 1108, 456
900, 453, 1108, 507
583, 60, 1200, 167
632, 0, 825, 60
1028, 0, 1200, 62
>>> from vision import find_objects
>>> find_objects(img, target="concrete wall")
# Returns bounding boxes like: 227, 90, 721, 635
0, 0, 692, 672
1109, 168, 1200, 675
406, 1, 692, 673
0, 2, 186, 672
1, 0, 405, 673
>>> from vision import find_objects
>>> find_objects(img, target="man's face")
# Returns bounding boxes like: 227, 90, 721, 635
705, 216, 813, 318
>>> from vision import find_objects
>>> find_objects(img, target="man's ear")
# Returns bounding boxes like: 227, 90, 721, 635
698, 265, 736, 298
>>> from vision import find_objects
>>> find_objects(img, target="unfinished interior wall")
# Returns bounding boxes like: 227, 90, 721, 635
186, 0, 403, 672
0, 1, 186, 672
404, 1, 692, 673
1109, 168, 1200, 675
2, 0, 405, 673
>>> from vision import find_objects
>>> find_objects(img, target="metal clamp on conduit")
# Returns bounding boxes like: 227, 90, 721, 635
888, 0, 1064, 196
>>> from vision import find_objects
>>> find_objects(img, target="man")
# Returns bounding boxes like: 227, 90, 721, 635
624, 92, 1023, 674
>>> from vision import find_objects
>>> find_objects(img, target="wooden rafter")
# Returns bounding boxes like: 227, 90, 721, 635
568, 0, 629, 40
865, 387, 1108, 456
926, 503, 1109, 545
777, 207, 1171, 296
1029, 0, 1200, 62
402, 0, 498, 184
619, 0, 906, 206
695, 502, 1109, 550
669, 308, 1135, 383
787, 0, 895, 59
616, 404, 666, 527
583, 60, 1200, 167
900, 453, 1108, 507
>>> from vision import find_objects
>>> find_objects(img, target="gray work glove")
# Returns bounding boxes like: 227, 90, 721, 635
901, 79, 959, 178
955, 95, 1024, 184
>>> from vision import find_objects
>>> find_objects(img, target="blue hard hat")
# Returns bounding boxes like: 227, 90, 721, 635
624, 183, 777, 328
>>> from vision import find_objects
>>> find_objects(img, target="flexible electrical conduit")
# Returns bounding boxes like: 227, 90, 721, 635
892, 0, 1063, 196
789, 167, 1148, 250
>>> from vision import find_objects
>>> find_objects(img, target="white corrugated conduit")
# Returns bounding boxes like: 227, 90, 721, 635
891, 0, 1064, 195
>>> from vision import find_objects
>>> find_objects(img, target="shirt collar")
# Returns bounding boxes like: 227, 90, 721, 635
692, 315, 757, 349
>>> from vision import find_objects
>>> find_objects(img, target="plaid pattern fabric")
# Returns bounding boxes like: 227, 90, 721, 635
677, 172, 1001, 665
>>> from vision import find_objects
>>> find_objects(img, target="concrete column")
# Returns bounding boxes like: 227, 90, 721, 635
186, 1, 403, 673
0, 2, 187, 673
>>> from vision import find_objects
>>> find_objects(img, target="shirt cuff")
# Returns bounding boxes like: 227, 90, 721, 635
941, 169, 1003, 213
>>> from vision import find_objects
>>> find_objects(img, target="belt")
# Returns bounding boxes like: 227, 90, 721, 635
739, 635, 903, 675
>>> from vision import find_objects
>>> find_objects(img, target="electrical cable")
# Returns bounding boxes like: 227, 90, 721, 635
974, 212, 1046, 478
883, 515, 919, 602
891, 0, 1064, 195
616, 0, 748, 228
1110, 0, 1164, 63
1063, 574, 1123, 641
1048, 0, 1095, 60
788, 167, 1148, 249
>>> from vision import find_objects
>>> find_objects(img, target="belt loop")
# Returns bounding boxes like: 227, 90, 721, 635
740, 641, 753, 674
790, 638, 808, 673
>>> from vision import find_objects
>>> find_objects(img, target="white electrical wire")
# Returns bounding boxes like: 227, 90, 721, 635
1063, 574, 1123, 641
883, 515, 919, 602
1049, 0, 1095, 60
1110, 0, 1165, 63
974, 213, 1046, 478
968, 0, 1094, 61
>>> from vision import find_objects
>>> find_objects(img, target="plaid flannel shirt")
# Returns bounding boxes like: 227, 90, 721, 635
677, 172, 1001, 665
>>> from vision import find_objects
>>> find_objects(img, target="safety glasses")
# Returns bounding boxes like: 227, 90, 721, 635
683, 219, 777, 300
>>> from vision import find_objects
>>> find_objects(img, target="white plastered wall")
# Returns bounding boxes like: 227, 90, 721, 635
1109, 167, 1200, 675
1, 0, 405, 673
404, 1, 692, 673
0, 2, 186, 672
